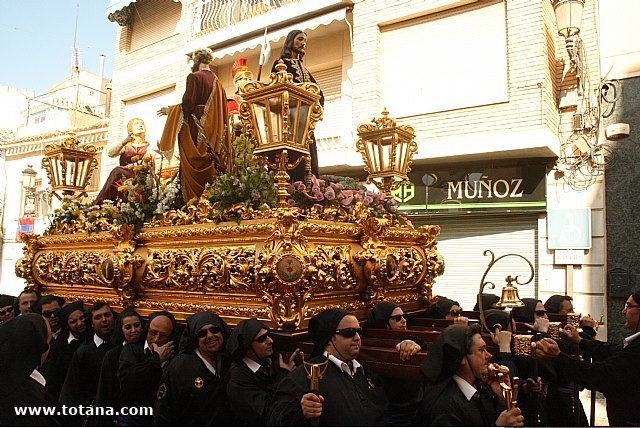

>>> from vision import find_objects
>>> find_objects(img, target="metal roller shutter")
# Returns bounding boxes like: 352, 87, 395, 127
312, 66, 341, 97
423, 215, 538, 311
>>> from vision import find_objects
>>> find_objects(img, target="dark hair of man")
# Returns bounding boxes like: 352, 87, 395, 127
279, 30, 305, 60
18, 288, 39, 300
464, 323, 483, 354
87, 301, 111, 319
544, 294, 573, 314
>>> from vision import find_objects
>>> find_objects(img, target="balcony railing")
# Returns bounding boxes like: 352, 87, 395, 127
186, 0, 302, 39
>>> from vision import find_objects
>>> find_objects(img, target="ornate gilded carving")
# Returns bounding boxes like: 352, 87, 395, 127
513, 334, 535, 357
140, 300, 270, 319
144, 247, 256, 292
15, 234, 42, 288
308, 245, 358, 292
18, 198, 444, 328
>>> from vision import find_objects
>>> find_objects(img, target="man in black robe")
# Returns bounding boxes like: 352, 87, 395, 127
0, 313, 64, 426
0, 294, 18, 325
417, 324, 524, 426
269, 308, 388, 426
226, 318, 298, 425
536, 290, 640, 426
119, 311, 178, 426
154, 311, 233, 426
59, 301, 114, 411
33, 295, 65, 340
42, 300, 86, 400
17, 288, 40, 314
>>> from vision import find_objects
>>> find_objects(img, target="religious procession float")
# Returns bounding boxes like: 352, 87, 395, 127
15, 62, 444, 330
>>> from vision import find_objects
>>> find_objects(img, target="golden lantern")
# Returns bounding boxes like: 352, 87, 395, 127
356, 108, 418, 194
41, 133, 99, 200
239, 60, 323, 206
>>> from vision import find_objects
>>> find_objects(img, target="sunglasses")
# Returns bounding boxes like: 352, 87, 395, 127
335, 327, 362, 338
0, 308, 14, 317
253, 332, 271, 343
388, 314, 405, 322
534, 310, 547, 317
196, 326, 222, 339
42, 309, 60, 318
449, 309, 462, 317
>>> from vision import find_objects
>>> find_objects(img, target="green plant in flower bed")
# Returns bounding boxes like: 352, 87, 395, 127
200, 134, 277, 222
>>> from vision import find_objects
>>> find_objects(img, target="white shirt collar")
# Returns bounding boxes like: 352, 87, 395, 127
195, 349, 217, 375
68, 332, 79, 345
30, 369, 46, 387
243, 357, 262, 373
144, 340, 151, 353
93, 333, 106, 348
323, 351, 361, 377
624, 331, 640, 348
453, 374, 478, 401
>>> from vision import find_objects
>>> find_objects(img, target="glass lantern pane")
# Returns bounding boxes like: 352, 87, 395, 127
395, 137, 407, 172
65, 158, 77, 187
379, 136, 393, 171
288, 98, 310, 147
251, 102, 269, 149
266, 95, 283, 144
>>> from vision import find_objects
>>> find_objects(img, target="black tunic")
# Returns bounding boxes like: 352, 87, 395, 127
118, 342, 165, 425
153, 352, 232, 426
42, 332, 82, 400
268, 355, 388, 426
94, 344, 125, 426
59, 337, 113, 407
0, 377, 65, 426
226, 359, 286, 426
557, 335, 640, 426
418, 378, 501, 426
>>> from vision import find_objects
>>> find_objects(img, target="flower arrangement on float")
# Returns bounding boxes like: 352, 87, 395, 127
45, 134, 411, 235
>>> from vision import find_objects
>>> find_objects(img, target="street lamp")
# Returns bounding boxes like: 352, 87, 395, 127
41, 133, 99, 200
356, 108, 418, 194
551, 0, 585, 94
21, 165, 37, 215
239, 60, 323, 206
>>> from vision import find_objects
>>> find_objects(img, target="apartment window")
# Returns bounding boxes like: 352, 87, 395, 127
130, 0, 181, 51
380, 1, 508, 117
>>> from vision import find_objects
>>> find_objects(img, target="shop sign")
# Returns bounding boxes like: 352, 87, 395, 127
395, 163, 547, 213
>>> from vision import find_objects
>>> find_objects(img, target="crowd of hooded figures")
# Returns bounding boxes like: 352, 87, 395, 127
1, 287, 640, 427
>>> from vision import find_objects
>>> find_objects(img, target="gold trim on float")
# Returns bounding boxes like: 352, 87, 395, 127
17, 204, 444, 329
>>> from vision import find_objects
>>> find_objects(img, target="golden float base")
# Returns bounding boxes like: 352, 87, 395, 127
17, 205, 443, 328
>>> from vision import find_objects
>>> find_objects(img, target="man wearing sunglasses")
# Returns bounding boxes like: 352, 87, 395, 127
536, 290, 640, 426
227, 318, 299, 425
154, 311, 234, 426
269, 308, 388, 426
33, 295, 65, 340
0, 294, 17, 325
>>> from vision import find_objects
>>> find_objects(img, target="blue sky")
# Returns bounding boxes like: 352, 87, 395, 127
0, 0, 117, 94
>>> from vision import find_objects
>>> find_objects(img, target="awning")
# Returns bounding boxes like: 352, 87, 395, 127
196, 6, 350, 61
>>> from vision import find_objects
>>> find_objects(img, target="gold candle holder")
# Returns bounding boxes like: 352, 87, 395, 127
301, 353, 329, 394
513, 334, 535, 357
548, 322, 563, 340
